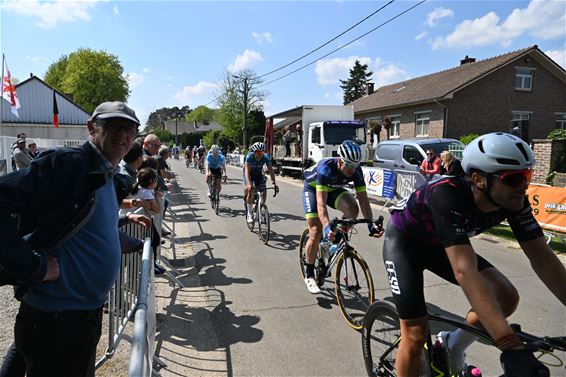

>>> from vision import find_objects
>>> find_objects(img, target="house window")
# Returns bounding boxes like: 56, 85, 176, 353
512, 112, 531, 122
387, 115, 401, 138
515, 67, 534, 91
415, 112, 430, 137
556, 113, 566, 130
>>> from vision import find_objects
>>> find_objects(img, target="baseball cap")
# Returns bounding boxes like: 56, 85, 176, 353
91, 101, 140, 125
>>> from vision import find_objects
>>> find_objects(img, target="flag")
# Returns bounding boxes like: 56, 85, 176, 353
2, 56, 20, 118
52, 90, 59, 128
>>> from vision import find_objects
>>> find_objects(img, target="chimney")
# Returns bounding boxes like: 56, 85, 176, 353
365, 82, 375, 96
460, 55, 476, 65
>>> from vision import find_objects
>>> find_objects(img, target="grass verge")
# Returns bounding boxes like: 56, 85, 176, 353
485, 225, 565, 254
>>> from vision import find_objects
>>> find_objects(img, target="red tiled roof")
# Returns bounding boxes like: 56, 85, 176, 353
352, 46, 537, 113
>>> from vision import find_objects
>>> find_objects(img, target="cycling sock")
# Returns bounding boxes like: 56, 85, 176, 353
305, 264, 315, 279
447, 329, 477, 355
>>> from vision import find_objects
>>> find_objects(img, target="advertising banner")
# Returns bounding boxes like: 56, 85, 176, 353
362, 167, 395, 199
527, 184, 566, 233
395, 171, 429, 200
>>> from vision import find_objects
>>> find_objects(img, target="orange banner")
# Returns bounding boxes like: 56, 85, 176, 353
527, 184, 566, 233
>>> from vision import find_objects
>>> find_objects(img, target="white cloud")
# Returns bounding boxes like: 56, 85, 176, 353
426, 7, 454, 27
142, 67, 151, 74
1, 0, 97, 28
174, 81, 218, 107
113, 4, 119, 15
432, 0, 565, 50
127, 72, 145, 88
546, 48, 566, 69
252, 32, 274, 45
415, 31, 428, 41
315, 56, 409, 88
228, 49, 264, 72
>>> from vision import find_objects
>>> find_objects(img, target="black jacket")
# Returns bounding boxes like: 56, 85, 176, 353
0, 142, 129, 288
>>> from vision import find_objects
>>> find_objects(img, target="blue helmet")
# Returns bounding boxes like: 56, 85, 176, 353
338, 140, 362, 164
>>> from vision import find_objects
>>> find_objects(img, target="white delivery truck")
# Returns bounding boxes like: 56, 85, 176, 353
266, 105, 367, 176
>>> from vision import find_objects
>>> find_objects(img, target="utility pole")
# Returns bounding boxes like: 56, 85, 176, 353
175, 118, 178, 146
242, 77, 249, 149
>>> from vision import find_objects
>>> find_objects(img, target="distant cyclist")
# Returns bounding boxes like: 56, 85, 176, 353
243, 142, 278, 223
382, 132, 566, 376
206, 144, 227, 198
302, 140, 383, 294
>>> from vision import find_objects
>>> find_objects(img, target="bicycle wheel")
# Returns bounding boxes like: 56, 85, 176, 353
298, 228, 327, 283
257, 204, 270, 244
210, 187, 216, 209
334, 249, 374, 330
362, 300, 431, 377
215, 190, 220, 215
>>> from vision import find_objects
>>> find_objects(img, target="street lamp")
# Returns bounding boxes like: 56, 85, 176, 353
232, 74, 249, 148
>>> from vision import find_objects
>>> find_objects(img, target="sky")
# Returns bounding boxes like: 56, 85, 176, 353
1, 0, 565, 126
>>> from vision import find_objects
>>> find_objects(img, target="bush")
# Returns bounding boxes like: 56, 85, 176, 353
459, 133, 480, 145
547, 129, 566, 140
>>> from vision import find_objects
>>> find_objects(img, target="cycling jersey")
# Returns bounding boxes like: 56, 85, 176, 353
206, 152, 225, 170
303, 158, 365, 193
390, 176, 543, 248
244, 152, 271, 176
302, 158, 366, 218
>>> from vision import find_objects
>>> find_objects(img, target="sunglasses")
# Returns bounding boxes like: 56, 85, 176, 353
426, 152, 434, 156
254, 150, 264, 155
341, 159, 359, 169
492, 169, 532, 187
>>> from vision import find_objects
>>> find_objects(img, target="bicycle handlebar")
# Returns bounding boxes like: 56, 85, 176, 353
511, 324, 566, 352
329, 216, 384, 234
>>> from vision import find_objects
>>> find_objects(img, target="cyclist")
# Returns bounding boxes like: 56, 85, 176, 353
206, 144, 227, 198
243, 142, 278, 223
192, 145, 199, 168
382, 132, 566, 377
197, 145, 206, 171
302, 140, 383, 294
184, 146, 191, 167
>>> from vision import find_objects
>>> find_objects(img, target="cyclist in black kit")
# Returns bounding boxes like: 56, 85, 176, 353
382, 132, 566, 377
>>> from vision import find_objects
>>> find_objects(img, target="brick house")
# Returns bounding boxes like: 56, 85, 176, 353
351, 45, 566, 143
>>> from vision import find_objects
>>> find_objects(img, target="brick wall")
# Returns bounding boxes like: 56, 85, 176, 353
447, 53, 566, 141
531, 139, 566, 186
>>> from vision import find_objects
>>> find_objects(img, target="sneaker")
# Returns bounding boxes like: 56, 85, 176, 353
207, 191, 211, 198
304, 277, 321, 294
246, 213, 254, 223
437, 331, 467, 375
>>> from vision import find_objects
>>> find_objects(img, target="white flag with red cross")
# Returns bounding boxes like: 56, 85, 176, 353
2, 56, 21, 118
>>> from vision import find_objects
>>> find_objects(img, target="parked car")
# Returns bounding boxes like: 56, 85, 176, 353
373, 138, 464, 172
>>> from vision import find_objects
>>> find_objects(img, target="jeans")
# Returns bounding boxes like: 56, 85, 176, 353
15, 302, 103, 377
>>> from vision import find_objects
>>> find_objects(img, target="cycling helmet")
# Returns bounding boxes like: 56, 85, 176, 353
250, 142, 265, 152
461, 132, 535, 174
338, 140, 362, 164
211, 144, 220, 154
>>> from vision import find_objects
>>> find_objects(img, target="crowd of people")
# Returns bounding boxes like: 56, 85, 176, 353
0, 98, 564, 377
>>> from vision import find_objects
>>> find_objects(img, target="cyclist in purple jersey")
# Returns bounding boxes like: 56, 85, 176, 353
301, 140, 383, 294
383, 133, 566, 377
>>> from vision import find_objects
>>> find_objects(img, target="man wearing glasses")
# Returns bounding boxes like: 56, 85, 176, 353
243, 142, 278, 223
420, 148, 441, 180
0, 101, 150, 376
382, 133, 565, 377
301, 140, 382, 294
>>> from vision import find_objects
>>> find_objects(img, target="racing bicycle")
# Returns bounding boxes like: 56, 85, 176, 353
362, 299, 566, 377
298, 217, 384, 330
209, 174, 222, 215
244, 183, 278, 244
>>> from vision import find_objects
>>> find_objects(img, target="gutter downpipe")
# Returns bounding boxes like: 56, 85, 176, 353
435, 98, 448, 138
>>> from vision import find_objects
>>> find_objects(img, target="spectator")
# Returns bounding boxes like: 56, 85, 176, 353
143, 134, 161, 157
157, 146, 174, 180
284, 127, 292, 157
439, 150, 465, 176
0, 101, 150, 377
419, 148, 441, 179
10, 133, 27, 171
27, 142, 40, 160
121, 167, 161, 215
13, 138, 32, 170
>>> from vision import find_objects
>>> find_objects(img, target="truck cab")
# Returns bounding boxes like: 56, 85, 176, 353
308, 120, 367, 163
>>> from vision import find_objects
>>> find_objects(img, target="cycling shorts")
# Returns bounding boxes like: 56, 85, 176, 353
302, 187, 350, 219
209, 167, 222, 177
382, 221, 494, 320
243, 171, 266, 190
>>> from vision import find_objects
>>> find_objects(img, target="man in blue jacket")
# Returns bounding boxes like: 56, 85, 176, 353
0, 101, 149, 377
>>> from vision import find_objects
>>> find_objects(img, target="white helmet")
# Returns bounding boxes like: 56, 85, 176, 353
461, 132, 535, 174
250, 142, 265, 152
211, 144, 220, 154
338, 140, 362, 164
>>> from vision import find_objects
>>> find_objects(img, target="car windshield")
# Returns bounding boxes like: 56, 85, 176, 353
324, 123, 366, 145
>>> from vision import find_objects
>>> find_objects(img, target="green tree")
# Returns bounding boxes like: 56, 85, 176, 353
202, 130, 222, 147
339, 60, 373, 105
153, 129, 173, 144
44, 48, 129, 114
460, 133, 480, 145
186, 105, 215, 123
145, 106, 192, 131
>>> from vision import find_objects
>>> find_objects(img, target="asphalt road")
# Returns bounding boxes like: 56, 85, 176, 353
165, 158, 566, 377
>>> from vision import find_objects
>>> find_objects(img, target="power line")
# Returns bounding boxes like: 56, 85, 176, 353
257, 0, 396, 79
260, 0, 427, 88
